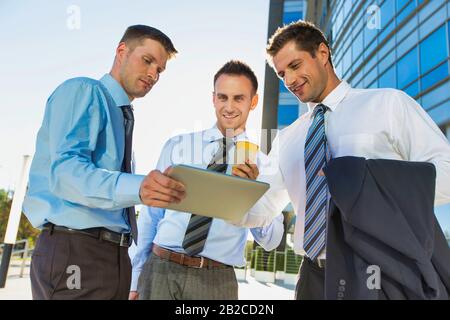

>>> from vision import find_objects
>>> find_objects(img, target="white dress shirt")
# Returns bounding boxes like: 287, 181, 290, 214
236, 80, 450, 258
129, 125, 285, 290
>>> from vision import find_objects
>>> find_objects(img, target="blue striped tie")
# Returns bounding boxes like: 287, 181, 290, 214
182, 137, 230, 256
303, 104, 331, 260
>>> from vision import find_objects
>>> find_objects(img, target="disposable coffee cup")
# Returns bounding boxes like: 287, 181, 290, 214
233, 141, 259, 170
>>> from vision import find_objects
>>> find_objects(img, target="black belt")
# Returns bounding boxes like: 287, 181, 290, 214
42, 223, 132, 247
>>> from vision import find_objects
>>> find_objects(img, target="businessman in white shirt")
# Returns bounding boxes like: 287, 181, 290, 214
233, 20, 450, 299
129, 60, 284, 300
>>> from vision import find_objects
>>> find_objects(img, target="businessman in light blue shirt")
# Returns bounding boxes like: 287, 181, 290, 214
130, 61, 284, 300
23, 25, 186, 300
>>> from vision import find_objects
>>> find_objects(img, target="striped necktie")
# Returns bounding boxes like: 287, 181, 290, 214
120, 105, 138, 244
182, 137, 231, 256
303, 104, 331, 260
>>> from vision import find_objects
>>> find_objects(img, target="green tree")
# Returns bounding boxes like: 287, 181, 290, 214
0, 189, 39, 246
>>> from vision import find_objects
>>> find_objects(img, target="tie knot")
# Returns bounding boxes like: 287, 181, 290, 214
313, 104, 328, 117
221, 137, 235, 148
120, 105, 134, 121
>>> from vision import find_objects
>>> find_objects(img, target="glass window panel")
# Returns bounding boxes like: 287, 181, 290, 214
427, 101, 450, 126
368, 80, 378, 89
397, 0, 411, 12
379, 20, 395, 42
364, 38, 378, 59
419, 6, 446, 40
278, 105, 299, 126
404, 80, 419, 97
397, 15, 417, 42
398, 47, 419, 88
381, 0, 395, 28
379, 49, 396, 75
397, 1, 416, 25
422, 81, 450, 110
352, 54, 364, 74
364, 20, 378, 46
365, 65, 378, 86
419, 0, 445, 23
397, 30, 418, 58
420, 25, 447, 74
352, 31, 364, 61
421, 62, 449, 91
379, 65, 396, 88
343, 48, 352, 75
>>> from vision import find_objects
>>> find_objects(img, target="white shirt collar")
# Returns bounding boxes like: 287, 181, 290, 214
203, 124, 250, 143
306, 80, 351, 116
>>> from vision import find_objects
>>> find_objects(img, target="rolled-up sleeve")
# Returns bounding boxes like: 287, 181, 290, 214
129, 137, 177, 291
231, 135, 291, 227
130, 205, 165, 291
250, 213, 285, 251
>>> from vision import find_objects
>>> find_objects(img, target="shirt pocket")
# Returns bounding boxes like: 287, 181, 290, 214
335, 133, 376, 158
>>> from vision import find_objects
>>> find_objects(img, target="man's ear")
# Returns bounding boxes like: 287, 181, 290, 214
212, 91, 216, 105
115, 42, 128, 63
250, 94, 259, 110
318, 42, 330, 67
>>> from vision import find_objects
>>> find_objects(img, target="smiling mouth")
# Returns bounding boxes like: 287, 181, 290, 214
223, 114, 239, 119
140, 79, 152, 88
292, 81, 307, 93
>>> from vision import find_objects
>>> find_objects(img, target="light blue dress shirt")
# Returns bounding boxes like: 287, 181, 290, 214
23, 74, 145, 233
130, 126, 285, 290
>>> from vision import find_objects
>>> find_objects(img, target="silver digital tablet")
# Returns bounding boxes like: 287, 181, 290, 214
166, 164, 270, 221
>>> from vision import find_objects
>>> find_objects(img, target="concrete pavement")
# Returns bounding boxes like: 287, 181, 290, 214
0, 263, 294, 300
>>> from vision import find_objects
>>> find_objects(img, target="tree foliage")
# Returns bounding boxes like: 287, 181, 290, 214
0, 189, 39, 245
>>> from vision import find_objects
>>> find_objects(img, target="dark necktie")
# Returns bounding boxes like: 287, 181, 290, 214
182, 137, 232, 256
120, 105, 138, 244
303, 104, 331, 260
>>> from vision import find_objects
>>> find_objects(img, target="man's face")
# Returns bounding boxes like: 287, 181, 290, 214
116, 38, 169, 100
213, 74, 258, 136
272, 40, 328, 103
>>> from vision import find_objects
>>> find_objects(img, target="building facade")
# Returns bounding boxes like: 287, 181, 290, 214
263, 0, 450, 139
262, 0, 450, 238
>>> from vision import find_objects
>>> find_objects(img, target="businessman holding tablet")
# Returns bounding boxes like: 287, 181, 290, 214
129, 60, 284, 300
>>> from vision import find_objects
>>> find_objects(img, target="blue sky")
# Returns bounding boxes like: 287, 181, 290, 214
0, 0, 449, 234
0, 0, 269, 187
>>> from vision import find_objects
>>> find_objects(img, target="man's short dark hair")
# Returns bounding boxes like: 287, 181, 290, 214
213, 60, 258, 94
120, 25, 178, 59
266, 20, 333, 67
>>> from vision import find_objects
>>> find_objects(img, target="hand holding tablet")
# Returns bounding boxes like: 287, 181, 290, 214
166, 165, 269, 221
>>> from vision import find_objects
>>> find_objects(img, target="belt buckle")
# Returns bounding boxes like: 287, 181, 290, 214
193, 256, 205, 268
119, 233, 130, 247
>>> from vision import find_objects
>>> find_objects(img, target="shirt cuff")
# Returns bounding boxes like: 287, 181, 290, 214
130, 269, 140, 291
115, 173, 145, 208
252, 226, 269, 238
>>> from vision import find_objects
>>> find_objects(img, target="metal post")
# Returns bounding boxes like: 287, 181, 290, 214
20, 240, 29, 278
0, 155, 31, 288
284, 248, 288, 273
273, 250, 277, 277
0, 244, 13, 287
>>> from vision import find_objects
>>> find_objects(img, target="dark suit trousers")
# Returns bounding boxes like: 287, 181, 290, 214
295, 258, 325, 300
30, 229, 131, 300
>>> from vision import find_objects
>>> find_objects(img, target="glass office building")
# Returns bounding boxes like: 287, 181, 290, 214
263, 0, 450, 134
276, 0, 308, 129
262, 0, 450, 234
329, 0, 450, 136
261, 0, 308, 141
